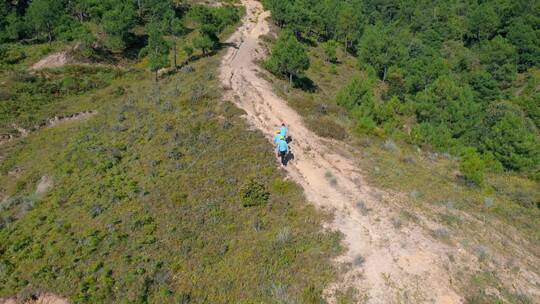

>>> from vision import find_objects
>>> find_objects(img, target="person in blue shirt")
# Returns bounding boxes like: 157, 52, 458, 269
280, 123, 288, 138
274, 130, 282, 145
276, 136, 289, 165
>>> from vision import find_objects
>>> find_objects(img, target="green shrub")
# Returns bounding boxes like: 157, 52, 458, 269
240, 178, 269, 207
322, 40, 338, 63
460, 148, 485, 186
336, 77, 374, 111
354, 115, 377, 134
272, 178, 292, 194
265, 30, 310, 84
0, 45, 26, 64
480, 103, 540, 171
301, 286, 324, 303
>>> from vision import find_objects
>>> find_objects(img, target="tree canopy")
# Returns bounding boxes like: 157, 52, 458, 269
0, 0, 240, 57
265, 30, 310, 85
262, 0, 540, 175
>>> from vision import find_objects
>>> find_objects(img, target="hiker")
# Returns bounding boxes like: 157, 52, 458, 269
280, 123, 288, 138
276, 136, 289, 165
274, 130, 282, 145
280, 123, 292, 143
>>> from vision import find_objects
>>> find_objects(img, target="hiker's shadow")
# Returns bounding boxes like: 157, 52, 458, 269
283, 136, 294, 166
283, 151, 295, 166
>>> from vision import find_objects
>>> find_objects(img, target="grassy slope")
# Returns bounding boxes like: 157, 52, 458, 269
0, 40, 342, 304
260, 37, 540, 302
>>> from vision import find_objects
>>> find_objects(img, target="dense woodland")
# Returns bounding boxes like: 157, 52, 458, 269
263, 0, 540, 182
0, 0, 240, 69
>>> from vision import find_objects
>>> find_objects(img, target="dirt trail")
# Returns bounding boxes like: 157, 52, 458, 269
0, 294, 69, 304
220, 1, 467, 302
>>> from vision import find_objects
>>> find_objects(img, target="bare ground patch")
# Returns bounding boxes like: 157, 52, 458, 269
31, 52, 71, 70
1, 293, 69, 304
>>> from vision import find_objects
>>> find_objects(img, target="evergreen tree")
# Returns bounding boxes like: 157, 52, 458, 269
141, 21, 170, 82
357, 24, 407, 81
322, 40, 338, 63
468, 3, 500, 41
480, 103, 540, 171
416, 76, 480, 139
25, 0, 64, 42
336, 3, 362, 51
163, 8, 185, 68
460, 148, 485, 186
507, 18, 540, 71
480, 36, 517, 89
102, 0, 136, 52
266, 30, 310, 85
193, 33, 215, 56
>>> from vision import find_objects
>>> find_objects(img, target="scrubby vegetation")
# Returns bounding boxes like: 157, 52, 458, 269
262, 0, 540, 179
0, 66, 125, 133
0, 45, 342, 304
0, 1, 343, 303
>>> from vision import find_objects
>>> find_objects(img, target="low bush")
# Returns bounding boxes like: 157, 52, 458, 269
0, 45, 26, 64
322, 40, 338, 63
240, 178, 270, 207
0, 48, 341, 303
460, 148, 485, 186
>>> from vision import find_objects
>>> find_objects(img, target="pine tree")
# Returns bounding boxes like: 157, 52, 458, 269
25, 0, 63, 42
266, 30, 310, 85
142, 21, 170, 82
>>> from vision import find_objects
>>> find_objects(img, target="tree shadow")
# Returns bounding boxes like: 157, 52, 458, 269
219, 42, 239, 49
124, 33, 148, 60
293, 75, 318, 92
297, 35, 317, 47
87, 47, 119, 65
328, 59, 342, 65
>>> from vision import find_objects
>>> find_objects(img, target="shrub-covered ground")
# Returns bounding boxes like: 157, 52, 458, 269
0, 64, 126, 133
0, 31, 342, 304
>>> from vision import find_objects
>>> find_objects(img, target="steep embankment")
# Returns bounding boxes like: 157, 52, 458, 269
220, 1, 540, 302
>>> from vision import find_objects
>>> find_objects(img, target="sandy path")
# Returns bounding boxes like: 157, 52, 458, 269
1, 294, 69, 304
220, 1, 465, 303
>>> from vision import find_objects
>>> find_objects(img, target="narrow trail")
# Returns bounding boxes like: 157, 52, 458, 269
220, 1, 465, 303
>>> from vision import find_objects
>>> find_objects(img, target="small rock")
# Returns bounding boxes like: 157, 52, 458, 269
36, 175, 53, 195
484, 197, 495, 209
383, 139, 400, 153
8, 167, 23, 178
180, 65, 194, 73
